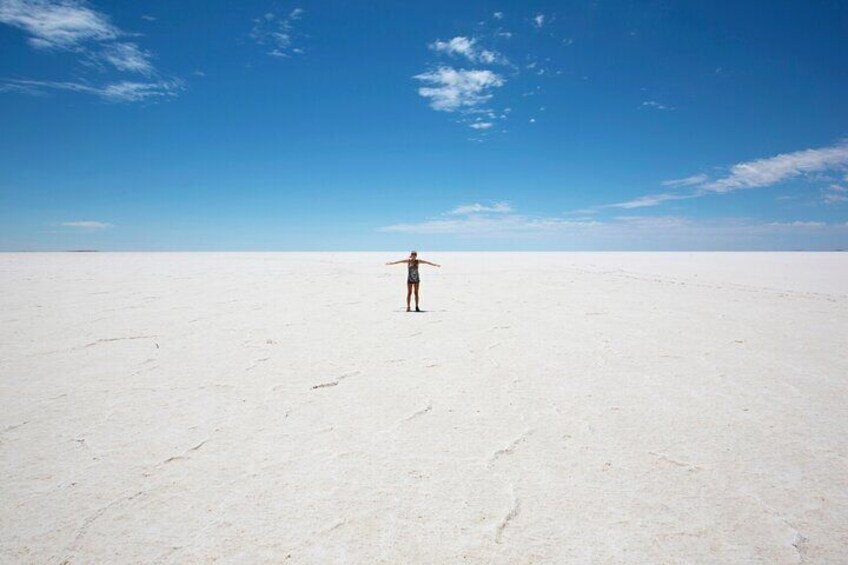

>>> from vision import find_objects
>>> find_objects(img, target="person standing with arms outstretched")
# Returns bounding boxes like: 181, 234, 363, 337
385, 251, 440, 312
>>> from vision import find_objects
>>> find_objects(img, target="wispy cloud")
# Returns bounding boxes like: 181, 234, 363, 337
380, 203, 848, 249
414, 67, 504, 112
381, 214, 597, 236
0, 0, 153, 72
449, 202, 512, 215
61, 220, 114, 230
595, 141, 848, 211
0, 0, 179, 101
766, 220, 826, 228
0, 0, 118, 49
823, 184, 848, 204
662, 174, 708, 187
380, 202, 597, 236
533, 13, 545, 28
607, 192, 698, 209
251, 7, 304, 58
701, 142, 848, 193
101, 42, 154, 75
641, 100, 674, 111
1, 78, 183, 102
382, 201, 576, 235
429, 36, 507, 65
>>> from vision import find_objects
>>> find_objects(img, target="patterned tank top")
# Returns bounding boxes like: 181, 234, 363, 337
408, 259, 420, 283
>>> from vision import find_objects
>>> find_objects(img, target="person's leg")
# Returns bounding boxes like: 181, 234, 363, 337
406, 283, 412, 311
414, 283, 420, 311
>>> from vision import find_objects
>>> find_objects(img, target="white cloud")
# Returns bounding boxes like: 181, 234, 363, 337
430, 36, 473, 58
61, 220, 114, 230
702, 142, 848, 193
662, 173, 708, 187
429, 36, 507, 65
414, 67, 504, 112
251, 7, 304, 58
478, 50, 503, 65
417, 14, 556, 137
141, 15, 155, 22
1, 78, 184, 102
449, 202, 512, 215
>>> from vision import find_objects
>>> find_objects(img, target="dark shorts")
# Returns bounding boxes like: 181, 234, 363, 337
408, 274, 420, 284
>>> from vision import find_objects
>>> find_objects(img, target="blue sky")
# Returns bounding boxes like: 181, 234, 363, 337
1, 0, 847, 251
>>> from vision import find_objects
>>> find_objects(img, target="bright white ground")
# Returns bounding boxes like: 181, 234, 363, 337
1, 253, 846, 563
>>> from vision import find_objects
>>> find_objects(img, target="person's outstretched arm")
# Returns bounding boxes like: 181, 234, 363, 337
419, 260, 441, 267
385, 259, 410, 266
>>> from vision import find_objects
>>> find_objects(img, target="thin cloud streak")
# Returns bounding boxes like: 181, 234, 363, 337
381, 215, 598, 235
1, 78, 184, 101
61, 220, 115, 230
702, 142, 848, 193
607, 192, 699, 209
602, 141, 848, 210
448, 202, 512, 215
662, 174, 708, 187
380, 204, 847, 245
